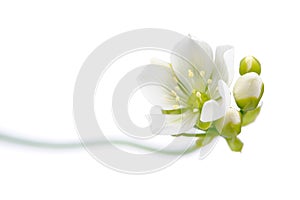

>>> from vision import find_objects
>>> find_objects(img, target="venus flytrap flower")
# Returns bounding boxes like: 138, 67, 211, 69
233, 72, 264, 111
138, 36, 264, 154
138, 36, 233, 135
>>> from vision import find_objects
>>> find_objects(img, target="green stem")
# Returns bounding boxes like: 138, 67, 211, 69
0, 131, 199, 155
172, 133, 205, 137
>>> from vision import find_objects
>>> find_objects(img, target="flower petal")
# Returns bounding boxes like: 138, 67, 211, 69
155, 111, 199, 135
150, 57, 171, 68
215, 45, 234, 85
196, 41, 214, 61
200, 80, 231, 122
171, 58, 206, 93
187, 34, 213, 60
137, 64, 188, 110
178, 111, 199, 133
208, 46, 234, 98
170, 37, 216, 93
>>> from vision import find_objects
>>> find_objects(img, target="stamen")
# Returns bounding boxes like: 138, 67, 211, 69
171, 90, 177, 96
193, 108, 199, 112
200, 71, 205, 77
196, 91, 201, 98
207, 79, 212, 84
188, 69, 194, 78
175, 96, 180, 102
173, 104, 179, 109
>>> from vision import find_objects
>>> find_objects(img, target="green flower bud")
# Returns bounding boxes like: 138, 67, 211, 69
219, 107, 242, 138
233, 72, 264, 111
239, 56, 261, 75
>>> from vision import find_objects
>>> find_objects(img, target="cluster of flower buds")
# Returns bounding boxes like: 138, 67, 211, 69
234, 56, 264, 111
218, 56, 264, 152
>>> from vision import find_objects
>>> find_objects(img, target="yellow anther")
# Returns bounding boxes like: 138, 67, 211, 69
171, 90, 177, 96
175, 96, 180, 102
196, 91, 201, 98
173, 104, 179, 109
207, 79, 212, 84
200, 71, 205, 77
188, 69, 194, 78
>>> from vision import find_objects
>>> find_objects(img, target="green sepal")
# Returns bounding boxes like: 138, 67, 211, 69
236, 97, 260, 111
195, 120, 212, 131
225, 137, 244, 152
221, 122, 241, 138
242, 105, 262, 126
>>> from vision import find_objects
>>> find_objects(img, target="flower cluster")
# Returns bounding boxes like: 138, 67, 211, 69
139, 36, 264, 152
214, 55, 264, 152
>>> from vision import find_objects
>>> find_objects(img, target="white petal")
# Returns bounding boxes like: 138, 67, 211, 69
137, 64, 188, 110
170, 37, 216, 92
178, 111, 199, 133
200, 100, 219, 122
150, 57, 171, 68
188, 34, 213, 60
208, 46, 234, 98
196, 41, 213, 61
224, 107, 242, 125
215, 45, 234, 85
184, 127, 206, 134
214, 107, 241, 133
156, 111, 199, 135
233, 72, 263, 99
200, 80, 231, 122
153, 114, 183, 135
172, 58, 206, 93
140, 85, 187, 110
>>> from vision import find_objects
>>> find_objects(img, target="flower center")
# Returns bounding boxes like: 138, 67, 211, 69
187, 89, 209, 112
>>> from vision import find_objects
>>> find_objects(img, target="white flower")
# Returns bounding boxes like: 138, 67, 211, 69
233, 72, 264, 111
138, 36, 234, 135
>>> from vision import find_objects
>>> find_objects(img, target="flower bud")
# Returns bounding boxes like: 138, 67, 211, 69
219, 107, 242, 138
233, 72, 264, 111
239, 56, 261, 75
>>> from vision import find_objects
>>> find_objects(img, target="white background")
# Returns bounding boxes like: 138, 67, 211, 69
0, 0, 299, 199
